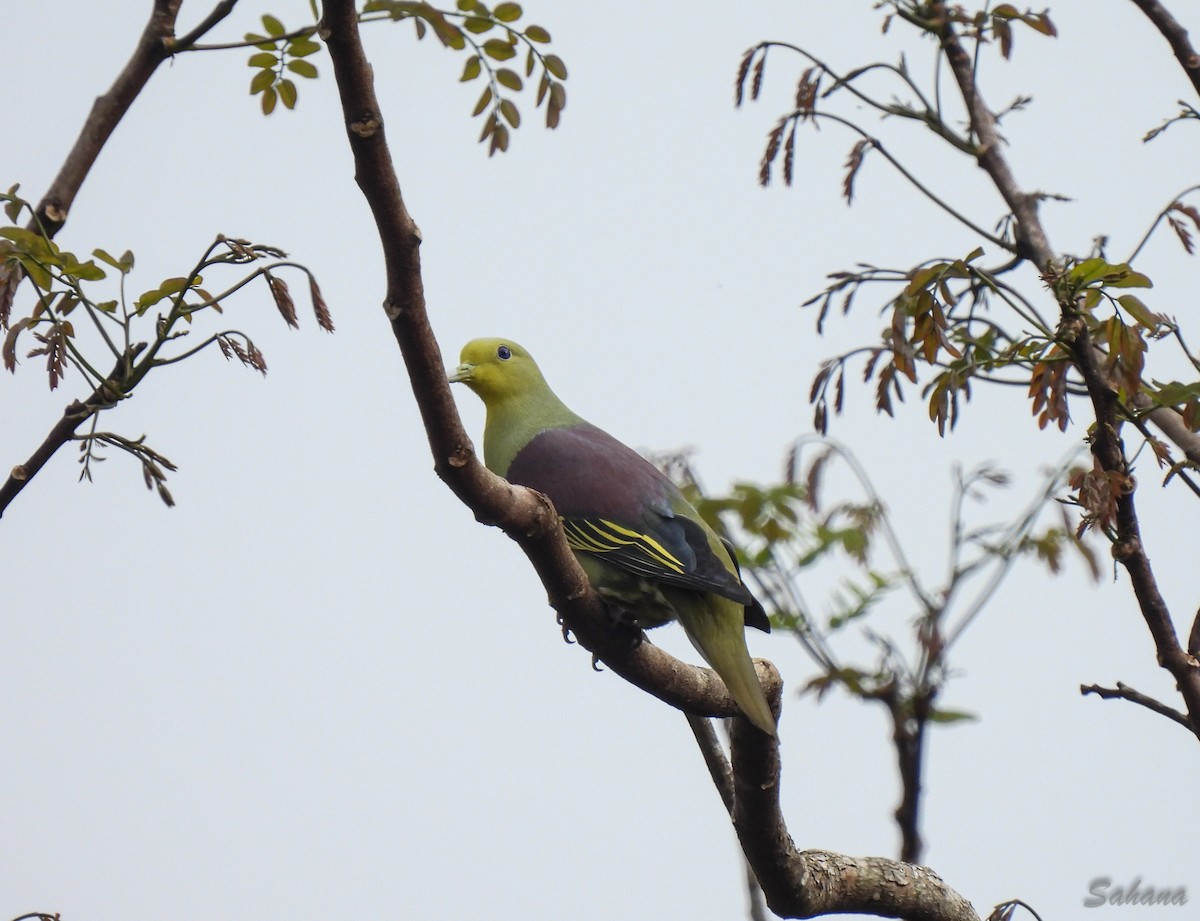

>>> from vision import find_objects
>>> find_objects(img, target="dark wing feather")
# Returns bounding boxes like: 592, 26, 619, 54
506, 423, 763, 612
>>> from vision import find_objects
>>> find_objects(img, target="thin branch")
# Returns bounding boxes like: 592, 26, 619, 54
171, 0, 240, 52
686, 714, 734, 813
0, 346, 143, 517
1127, 0, 1200, 100
1061, 314, 1200, 739
781, 110, 1011, 250
931, 3, 1054, 267
1080, 681, 1193, 729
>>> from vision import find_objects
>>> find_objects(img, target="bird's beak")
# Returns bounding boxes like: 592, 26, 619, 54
448, 362, 475, 384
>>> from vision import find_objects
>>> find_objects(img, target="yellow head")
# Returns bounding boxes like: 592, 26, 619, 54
448, 337, 547, 405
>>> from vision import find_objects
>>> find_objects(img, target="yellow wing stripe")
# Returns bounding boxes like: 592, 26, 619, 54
561, 518, 686, 575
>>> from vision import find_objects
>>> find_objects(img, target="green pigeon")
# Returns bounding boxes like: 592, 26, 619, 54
449, 337, 776, 736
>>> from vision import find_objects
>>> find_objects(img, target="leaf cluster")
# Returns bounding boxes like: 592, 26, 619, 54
1, 186, 332, 504
245, 14, 323, 114
363, 0, 567, 154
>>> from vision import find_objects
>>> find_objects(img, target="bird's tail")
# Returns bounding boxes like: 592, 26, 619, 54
670, 590, 777, 737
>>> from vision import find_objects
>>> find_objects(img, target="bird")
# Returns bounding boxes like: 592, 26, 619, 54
449, 337, 776, 736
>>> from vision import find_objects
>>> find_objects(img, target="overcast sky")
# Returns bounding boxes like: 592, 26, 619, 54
4, 3, 1199, 920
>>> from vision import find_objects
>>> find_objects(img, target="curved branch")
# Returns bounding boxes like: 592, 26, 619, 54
729, 717, 978, 920
1081, 681, 1193, 729
1127, 0, 1200, 99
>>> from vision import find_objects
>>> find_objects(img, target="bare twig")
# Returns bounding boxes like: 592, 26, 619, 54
1080, 681, 1192, 729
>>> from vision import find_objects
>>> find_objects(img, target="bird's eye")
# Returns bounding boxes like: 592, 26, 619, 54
497, 345, 512, 360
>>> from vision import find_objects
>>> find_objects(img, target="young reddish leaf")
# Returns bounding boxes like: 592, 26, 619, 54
751, 47, 767, 100
266, 273, 297, 328
309, 276, 334, 332
3, 316, 31, 371
735, 47, 754, 107
843, 139, 869, 204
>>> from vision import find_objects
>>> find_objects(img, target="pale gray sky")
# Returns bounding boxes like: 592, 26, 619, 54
3, 3, 1198, 919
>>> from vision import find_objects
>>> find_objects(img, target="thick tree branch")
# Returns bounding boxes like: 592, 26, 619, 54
1081, 681, 1193, 729
322, 2, 979, 917
1128, 0, 1200, 99
31, 0, 236, 238
729, 717, 978, 920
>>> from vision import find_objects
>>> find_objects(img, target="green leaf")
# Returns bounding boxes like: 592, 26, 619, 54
287, 59, 318, 79
495, 67, 522, 90
16, 256, 52, 291
524, 24, 550, 43
494, 2, 522, 21
482, 38, 516, 60
471, 86, 493, 116
460, 55, 482, 81
546, 81, 566, 128
499, 98, 520, 127
95, 300, 118, 313
288, 38, 322, 57
463, 16, 493, 33
1117, 294, 1164, 329
278, 78, 298, 109
0, 226, 46, 248
262, 14, 286, 37
1106, 268, 1153, 288
1067, 257, 1111, 287
93, 248, 134, 273
62, 259, 106, 281
244, 32, 277, 51
928, 709, 978, 724
249, 68, 276, 95
135, 277, 191, 312
262, 87, 278, 114
248, 51, 278, 68
543, 53, 567, 79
